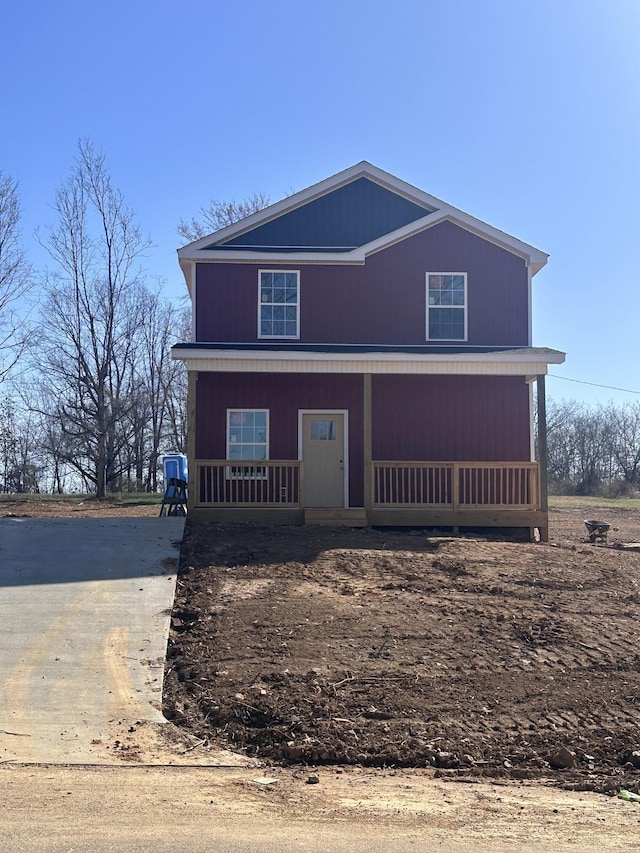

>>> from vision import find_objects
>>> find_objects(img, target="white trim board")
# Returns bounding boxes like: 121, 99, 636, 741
178, 211, 547, 276
173, 346, 565, 377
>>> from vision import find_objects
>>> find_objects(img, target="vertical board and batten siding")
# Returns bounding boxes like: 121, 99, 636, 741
195, 372, 532, 508
371, 375, 531, 461
195, 372, 364, 506
196, 220, 529, 347
215, 177, 432, 250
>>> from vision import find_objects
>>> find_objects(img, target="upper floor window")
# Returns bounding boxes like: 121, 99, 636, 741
426, 273, 467, 341
258, 270, 299, 338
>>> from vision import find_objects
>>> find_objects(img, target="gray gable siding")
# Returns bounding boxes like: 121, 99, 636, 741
208, 178, 433, 251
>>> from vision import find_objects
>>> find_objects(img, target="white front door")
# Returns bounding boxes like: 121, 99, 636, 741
301, 412, 346, 507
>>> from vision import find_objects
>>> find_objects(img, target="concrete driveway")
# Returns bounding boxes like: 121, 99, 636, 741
0, 516, 185, 764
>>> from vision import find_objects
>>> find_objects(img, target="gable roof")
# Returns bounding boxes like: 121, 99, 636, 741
204, 176, 435, 252
178, 162, 548, 283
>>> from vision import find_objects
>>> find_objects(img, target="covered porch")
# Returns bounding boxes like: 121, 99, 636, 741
173, 344, 565, 540
190, 458, 545, 536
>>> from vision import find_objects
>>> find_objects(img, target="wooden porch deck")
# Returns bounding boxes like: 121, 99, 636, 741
191, 459, 545, 536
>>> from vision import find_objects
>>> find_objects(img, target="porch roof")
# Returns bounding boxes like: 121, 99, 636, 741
172, 343, 565, 376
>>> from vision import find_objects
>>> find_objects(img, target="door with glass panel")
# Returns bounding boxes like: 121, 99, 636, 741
301, 413, 345, 507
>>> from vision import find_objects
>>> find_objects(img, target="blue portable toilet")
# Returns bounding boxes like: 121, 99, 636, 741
161, 453, 188, 496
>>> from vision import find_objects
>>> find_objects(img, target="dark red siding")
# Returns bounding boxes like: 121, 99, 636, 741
371, 375, 531, 461
195, 372, 364, 507
196, 221, 529, 347
195, 372, 532, 508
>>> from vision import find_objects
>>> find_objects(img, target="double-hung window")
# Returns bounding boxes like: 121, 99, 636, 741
426, 273, 467, 341
258, 270, 299, 338
227, 409, 269, 479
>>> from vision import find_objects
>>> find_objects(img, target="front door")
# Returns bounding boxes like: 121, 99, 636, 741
301, 412, 346, 507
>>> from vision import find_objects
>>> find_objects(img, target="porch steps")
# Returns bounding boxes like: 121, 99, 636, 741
304, 508, 368, 527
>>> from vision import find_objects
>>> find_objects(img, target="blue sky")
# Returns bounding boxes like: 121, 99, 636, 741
2, 0, 639, 405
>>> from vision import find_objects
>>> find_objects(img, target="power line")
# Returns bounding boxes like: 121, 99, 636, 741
548, 373, 640, 396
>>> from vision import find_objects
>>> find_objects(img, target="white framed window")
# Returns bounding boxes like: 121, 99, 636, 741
426, 273, 467, 341
258, 270, 299, 338
226, 409, 269, 479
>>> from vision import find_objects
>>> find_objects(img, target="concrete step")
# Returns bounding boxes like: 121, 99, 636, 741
304, 508, 368, 527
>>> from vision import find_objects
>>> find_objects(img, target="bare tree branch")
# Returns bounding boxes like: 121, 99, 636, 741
36, 140, 153, 497
177, 192, 270, 242
0, 171, 33, 380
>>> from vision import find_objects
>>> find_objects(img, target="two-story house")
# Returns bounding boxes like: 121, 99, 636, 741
172, 162, 564, 539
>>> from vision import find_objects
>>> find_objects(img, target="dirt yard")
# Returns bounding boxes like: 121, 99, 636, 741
163, 506, 640, 796
0, 496, 160, 518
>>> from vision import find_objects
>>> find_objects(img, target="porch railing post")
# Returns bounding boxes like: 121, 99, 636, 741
364, 374, 373, 515
537, 374, 549, 541
452, 463, 460, 510
187, 371, 197, 511
298, 461, 304, 509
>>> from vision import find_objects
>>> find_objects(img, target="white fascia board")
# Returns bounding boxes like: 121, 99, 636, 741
175, 356, 560, 377
527, 266, 533, 346
172, 347, 566, 376
435, 213, 548, 274
179, 257, 194, 292
180, 249, 368, 266
361, 211, 547, 271
173, 346, 566, 364
179, 209, 548, 274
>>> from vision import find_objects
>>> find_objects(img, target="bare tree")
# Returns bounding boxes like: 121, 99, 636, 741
0, 172, 32, 380
177, 192, 270, 242
606, 402, 640, 489
162, 308, 189, 454
569, 406, 611, 494
37, 140, 152, 497
0, 393, 42, 492
121, 292, 189, 491
541, 397, 640, 496
37, 409, 72, 493
543, 398, 582, 486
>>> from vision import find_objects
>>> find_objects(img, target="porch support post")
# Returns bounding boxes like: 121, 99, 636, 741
363, 374, 372, 517
187, 371, 197, 512
536, 373, 549, 542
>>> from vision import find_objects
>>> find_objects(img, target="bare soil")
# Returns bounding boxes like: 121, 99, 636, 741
4, 495, 640, 845
4, 763, 640, 852
163, 507, 640, 796
0, 496, 159, 518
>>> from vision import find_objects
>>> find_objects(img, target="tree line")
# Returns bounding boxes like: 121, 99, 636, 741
545, 398, 640, 496
1, 141, 190, 496
1, 140, 274, 497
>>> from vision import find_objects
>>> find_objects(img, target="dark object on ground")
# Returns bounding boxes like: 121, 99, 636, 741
159, 478, 188, 517
584, 519, 611, 543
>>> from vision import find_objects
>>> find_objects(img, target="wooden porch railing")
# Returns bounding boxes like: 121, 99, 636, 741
195, 460, 302, 508
372, 461, 539, 510
194, 459, 539, 512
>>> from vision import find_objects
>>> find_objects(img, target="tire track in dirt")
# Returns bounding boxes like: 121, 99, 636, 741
165, 515, 640, 791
